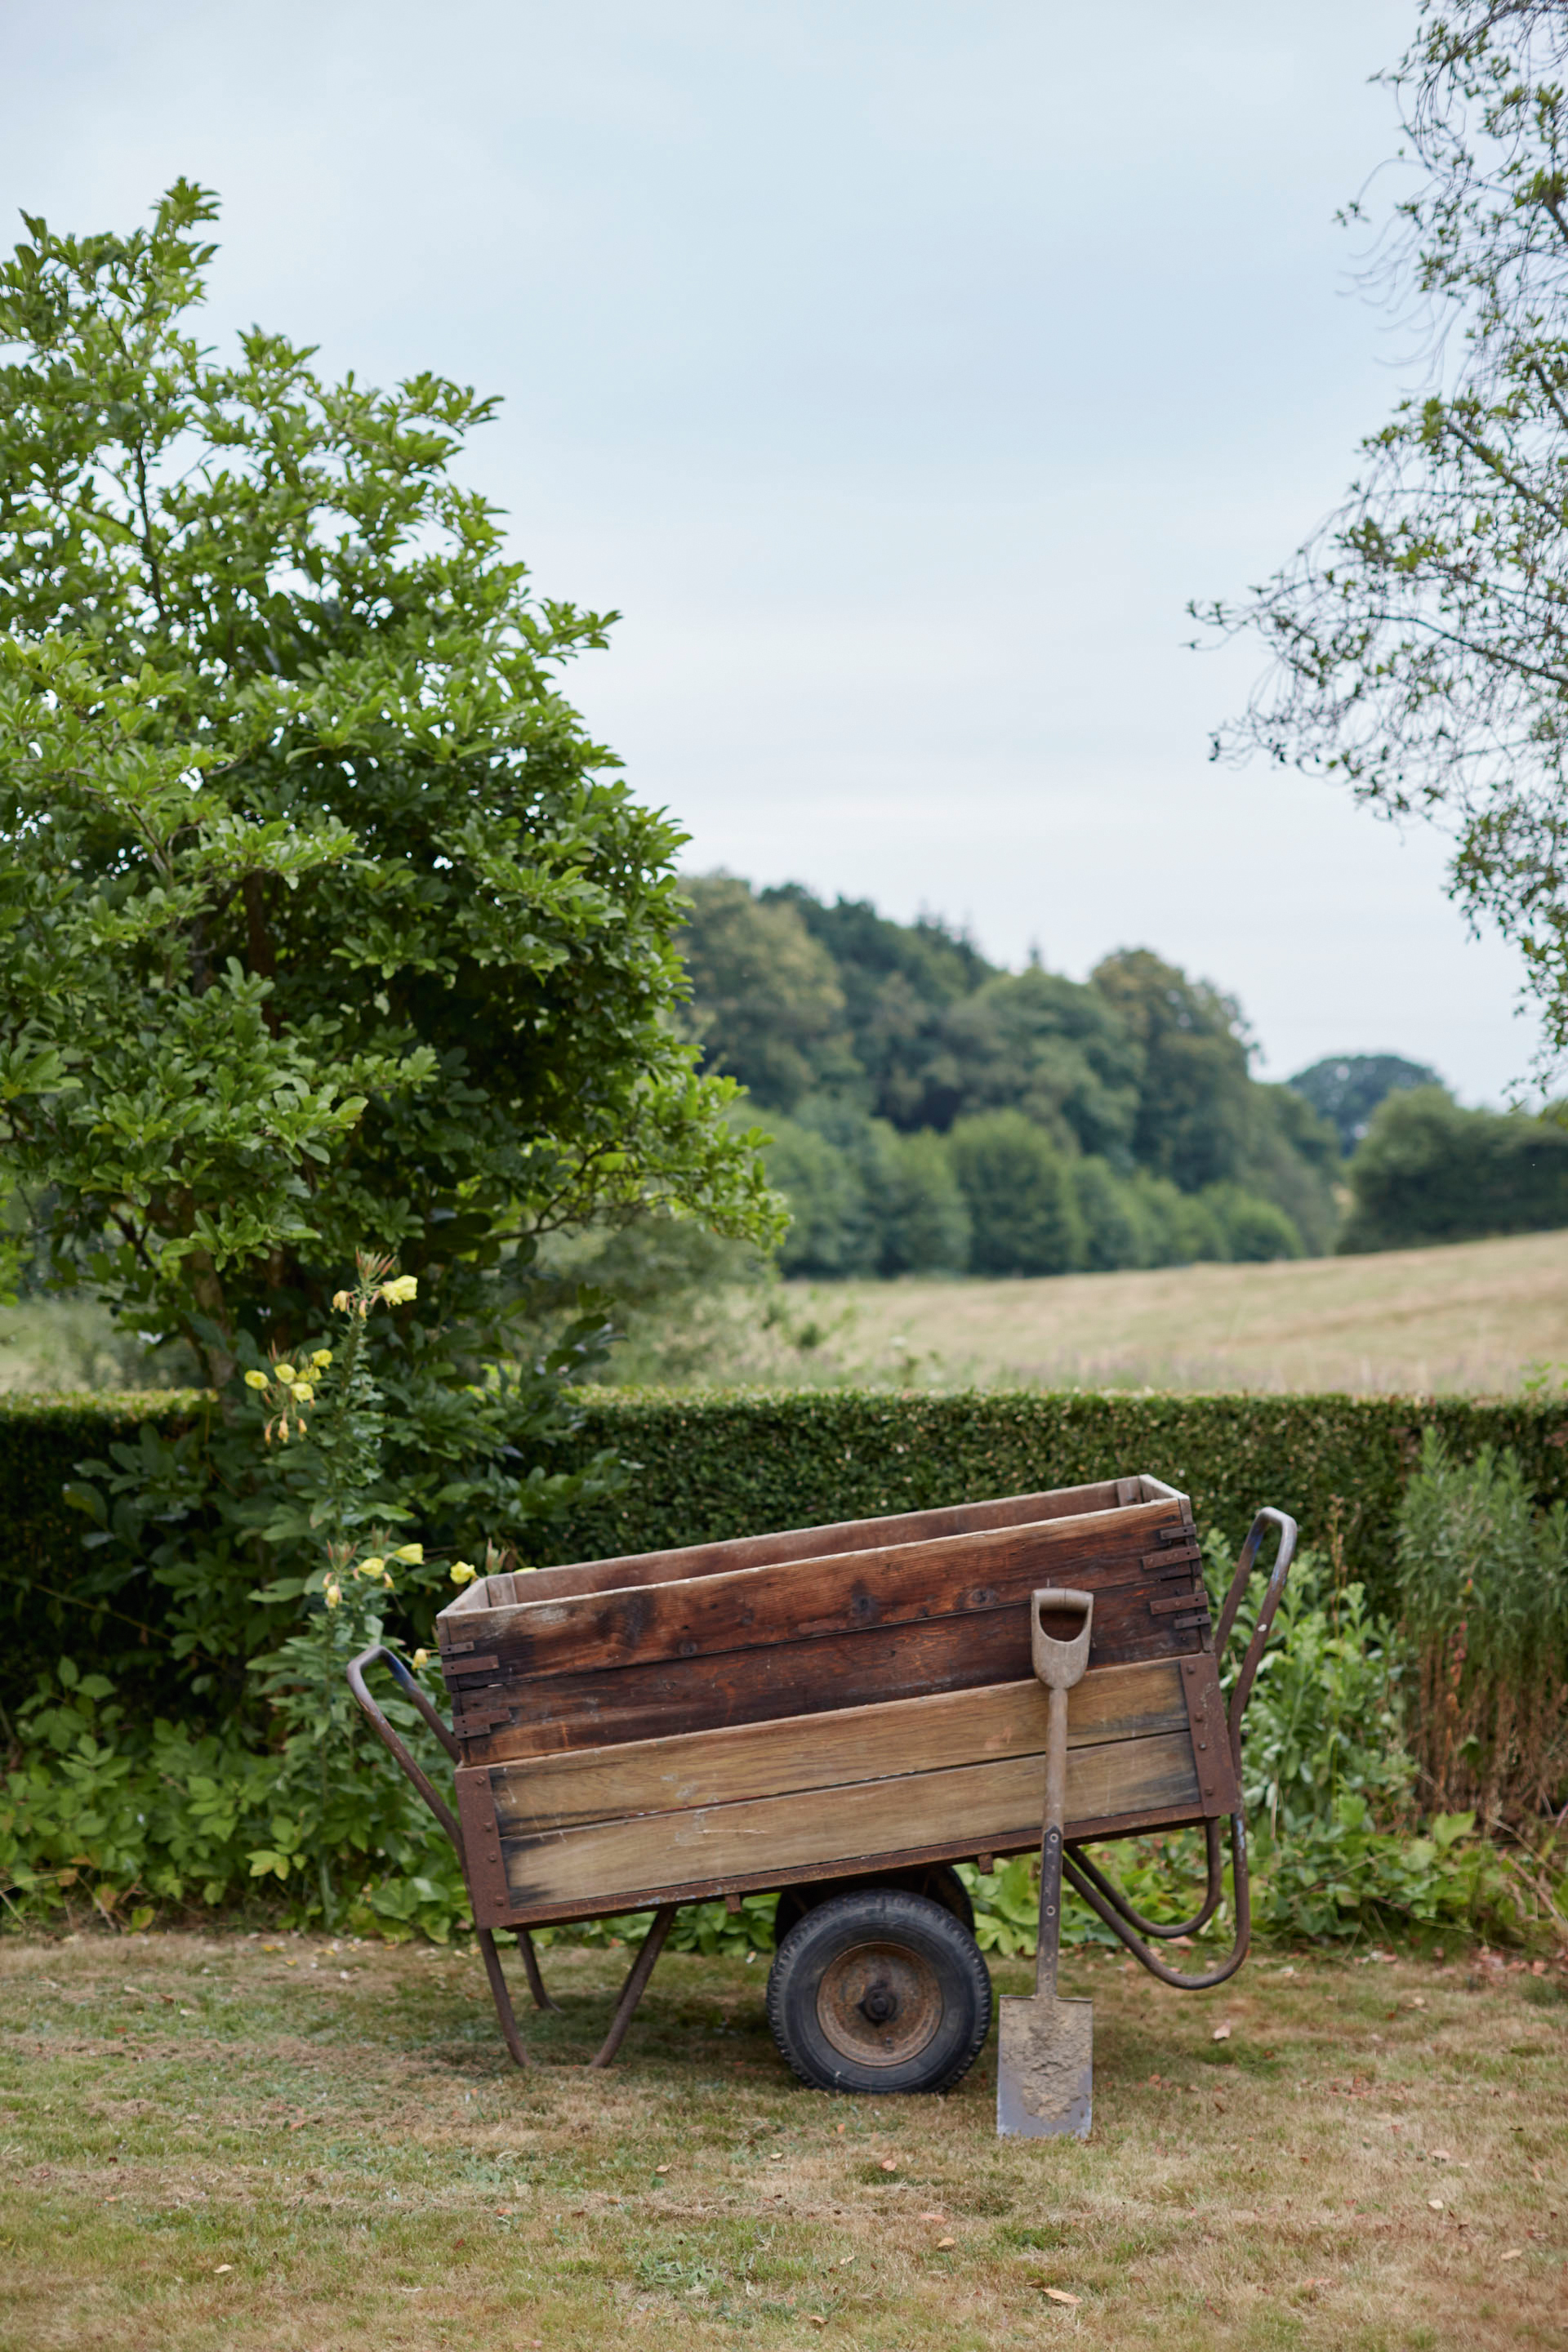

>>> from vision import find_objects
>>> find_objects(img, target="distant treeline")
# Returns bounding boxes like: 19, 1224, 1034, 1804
677, 878, 1568, 1272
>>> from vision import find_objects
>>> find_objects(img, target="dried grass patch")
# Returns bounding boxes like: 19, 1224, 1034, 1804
0, 1931, 1563, 2350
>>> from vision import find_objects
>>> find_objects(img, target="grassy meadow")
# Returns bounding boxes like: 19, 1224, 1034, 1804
4, 1229, 1567, 1402
768, 1231, 1568, 1396
2, 1928, 1563, 2352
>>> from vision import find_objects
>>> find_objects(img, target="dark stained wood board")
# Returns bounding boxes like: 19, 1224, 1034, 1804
461, 1476, 1152, 1611
445, 1499, 1210, 1765
487, 1659, 1200, 1838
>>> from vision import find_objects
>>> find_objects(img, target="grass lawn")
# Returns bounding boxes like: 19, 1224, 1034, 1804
2, 1930, 1564, 2351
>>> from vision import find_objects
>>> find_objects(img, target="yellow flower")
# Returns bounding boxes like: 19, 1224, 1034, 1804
392, 1543, 424, 1565
292, 1384, 314, 1405
379, 1274, 418, 1307
323, 1579, 342, 1609
449, 1560, 479, 1586
332, 1289, 353, 1313
274, 1363, 298, 1385
311, 1348, 332, 1369
412, 1648, 430, 1669
243, 1370, 270, 1391
355, 1557, 385, 1580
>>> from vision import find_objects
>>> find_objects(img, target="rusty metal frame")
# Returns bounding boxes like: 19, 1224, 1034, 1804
345, 1645, 561, 2066
1061, 1506, 1296, 1993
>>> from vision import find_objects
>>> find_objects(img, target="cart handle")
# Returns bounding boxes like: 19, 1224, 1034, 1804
1214, 1507, 1298, 1775
346, 1643, 463, 1857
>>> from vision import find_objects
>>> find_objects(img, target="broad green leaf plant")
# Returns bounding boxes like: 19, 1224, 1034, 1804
0, 182, 782, 1717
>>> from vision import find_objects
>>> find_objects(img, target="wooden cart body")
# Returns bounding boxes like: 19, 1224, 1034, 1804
436, 1473, 1250, 1935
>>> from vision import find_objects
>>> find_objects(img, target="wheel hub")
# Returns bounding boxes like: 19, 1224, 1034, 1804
816, 1939, 943, 2067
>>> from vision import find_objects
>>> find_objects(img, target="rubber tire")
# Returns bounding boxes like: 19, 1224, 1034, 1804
766, 1886, 992, 2096
773, 1863, 975, 1945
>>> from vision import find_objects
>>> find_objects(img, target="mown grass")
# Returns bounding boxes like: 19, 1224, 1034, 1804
800, 1230, 1568, 1396
2, 1931, 1564, 2350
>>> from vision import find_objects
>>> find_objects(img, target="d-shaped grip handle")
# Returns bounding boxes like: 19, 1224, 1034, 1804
1029, 1587, 1094, 1691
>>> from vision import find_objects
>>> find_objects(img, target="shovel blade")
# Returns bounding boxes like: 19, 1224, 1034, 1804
996, 1993, 1093, 2139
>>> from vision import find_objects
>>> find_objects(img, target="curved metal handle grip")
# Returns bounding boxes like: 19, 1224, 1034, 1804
1215, 1508, 1298, 1774
345, 1643, 463, 1856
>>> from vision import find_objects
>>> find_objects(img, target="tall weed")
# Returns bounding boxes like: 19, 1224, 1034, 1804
1396, 1432, 1568, 1820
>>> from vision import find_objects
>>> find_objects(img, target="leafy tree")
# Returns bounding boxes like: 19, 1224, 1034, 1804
935, 966, 1144, 1165
1339, 1084, 1568, 1250
0, 185, 778, 1699
1204, 2, 1568, 1071
1090, 950, 1254, 1192
763, 884, 996, 1131
679, 875, 858, 1111
1289, 1054, 1446, 1154
947, 1111, 1085, 1276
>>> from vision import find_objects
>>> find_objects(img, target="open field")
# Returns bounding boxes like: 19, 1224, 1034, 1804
1, 1930, 1564, 2352
786, 1231, 1568, 1396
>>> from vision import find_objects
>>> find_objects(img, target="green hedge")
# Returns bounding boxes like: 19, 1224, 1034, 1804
6, 1386, 1568, 1711
549, 1389, 1568, 1610
0, 1392, 210, 1714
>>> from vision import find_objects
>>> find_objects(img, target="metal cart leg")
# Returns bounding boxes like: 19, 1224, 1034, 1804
590, 1905, 678, 2069
518, 1929, 559, 2013
347, 1643, 557, 2065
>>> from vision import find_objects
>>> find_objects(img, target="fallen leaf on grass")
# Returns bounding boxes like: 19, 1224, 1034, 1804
1503, 2249, 1523, 2261
213, 2264, 233, 2275
495, 2207, 514, 2218
1040, 2287, 1080, 2307
936, 2236, 956, 2249
1428, 2198, 1445, 2212
1431, 2149, 1452, 2163
918, 2211, 944, 2221
879, 2157, 898, 2172
1212, 2023, 1232, 2042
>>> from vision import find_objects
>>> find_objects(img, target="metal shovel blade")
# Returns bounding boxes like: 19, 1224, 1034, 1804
996, 1989, 1093, 2138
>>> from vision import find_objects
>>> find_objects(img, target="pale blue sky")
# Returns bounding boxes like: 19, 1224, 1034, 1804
7, 0, 1539, 1098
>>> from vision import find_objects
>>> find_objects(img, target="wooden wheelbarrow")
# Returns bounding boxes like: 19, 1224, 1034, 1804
348, 1472, 1296, 2097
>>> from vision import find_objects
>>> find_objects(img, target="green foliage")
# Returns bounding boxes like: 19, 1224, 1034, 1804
947, 1111, 1085, 1276
0, 1654, 468, 1940
0, 182, 782, 1731
20, 1389, 1568, 1708
679, 877, 1341, 1259
1395, 1431, 1568, 1821
1340, 1088, 1568, 1252
1290, 1055, 1445, 1156
961, 1533, 1547, 1954
1205, 4, 1568, 1067
677, 875, 857, 1112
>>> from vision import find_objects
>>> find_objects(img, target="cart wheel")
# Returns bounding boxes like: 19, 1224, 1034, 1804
766, 1887, 992, 2096
773, 1862, 975, 1944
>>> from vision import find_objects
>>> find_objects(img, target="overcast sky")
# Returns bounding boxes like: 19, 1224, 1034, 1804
7, 0, 1542, 1099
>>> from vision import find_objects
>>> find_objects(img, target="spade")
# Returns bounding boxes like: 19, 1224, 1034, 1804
996, 1585, 1094, 2139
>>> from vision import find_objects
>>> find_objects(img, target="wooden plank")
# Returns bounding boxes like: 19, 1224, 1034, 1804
442, 1499, 1186, 1681
488, 1659, 1189, 1837
477, 1477, 1139, 1610
496, 1731, 1201, 1913
457, 1579, 1209, 1764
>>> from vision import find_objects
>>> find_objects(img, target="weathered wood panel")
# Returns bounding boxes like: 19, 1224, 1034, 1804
475, 1477, 1139, 1610
494, 1730, 1202, 1914
447, 1500, 1212, 1763
488, 1659, 1190, 1838
446, 1503, 1182, 1685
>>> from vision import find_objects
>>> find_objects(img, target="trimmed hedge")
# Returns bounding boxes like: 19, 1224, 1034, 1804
548, 1389, 1568, 1609
6, 1386, 1568, 1710
0, 1392, 210, 1713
